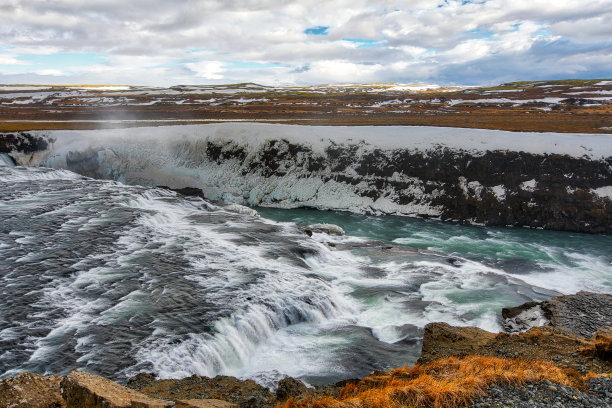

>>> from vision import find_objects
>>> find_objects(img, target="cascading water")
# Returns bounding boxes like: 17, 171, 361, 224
1, 163, 611, 388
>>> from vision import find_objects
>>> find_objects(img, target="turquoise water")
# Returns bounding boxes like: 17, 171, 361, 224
257, 207, 612, 293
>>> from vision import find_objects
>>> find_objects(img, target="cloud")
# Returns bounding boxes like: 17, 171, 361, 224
0, 0, 610, 85
0, 54, 25, 65
185, 61, 226, 80
34, 69, 64, 76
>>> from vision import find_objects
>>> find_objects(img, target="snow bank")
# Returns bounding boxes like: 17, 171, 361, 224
34, 123, 612, 160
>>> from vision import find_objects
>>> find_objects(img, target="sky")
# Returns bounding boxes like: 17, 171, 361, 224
0, 0, 611, 86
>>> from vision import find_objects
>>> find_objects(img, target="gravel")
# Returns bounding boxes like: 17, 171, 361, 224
469, 377, 611, 408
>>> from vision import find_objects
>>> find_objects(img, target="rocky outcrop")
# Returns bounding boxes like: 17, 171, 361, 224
420, 292, 612, 374
0, 132, 52, 155
60, 370, 172, 408
419, 323, 611, 373
126, 373, 276, 408
0, 372, 64, 408
419, 322, 496, 362
275, 377, 313, 403
502, 291, 612, 337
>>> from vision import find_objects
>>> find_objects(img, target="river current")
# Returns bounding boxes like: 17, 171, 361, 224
1, 159, 611, 388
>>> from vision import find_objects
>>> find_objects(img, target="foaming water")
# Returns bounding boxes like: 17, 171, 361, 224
1, 166, 610, 388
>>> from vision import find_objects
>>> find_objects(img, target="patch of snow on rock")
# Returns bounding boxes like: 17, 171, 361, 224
490, 185, 506, 201
591, 186, 612, 200
520, 179, 537, 192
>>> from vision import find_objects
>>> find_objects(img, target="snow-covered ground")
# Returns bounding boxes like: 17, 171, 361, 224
33, 123, 612, 159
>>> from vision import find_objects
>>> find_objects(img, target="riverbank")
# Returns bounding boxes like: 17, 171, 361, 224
1, 292, 610, 408
3, 123, 612, 233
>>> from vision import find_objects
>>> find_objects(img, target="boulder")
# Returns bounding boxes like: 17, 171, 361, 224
419, 322, 496, 363
502, 291, 612, 337
305, 223, 345, 236
275, 377, 312, 402
60, 371, 172, 408
0, 372, 64, 408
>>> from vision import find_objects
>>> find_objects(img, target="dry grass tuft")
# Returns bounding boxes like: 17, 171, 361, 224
579, 334, 612, 362
282, 356, 587, 408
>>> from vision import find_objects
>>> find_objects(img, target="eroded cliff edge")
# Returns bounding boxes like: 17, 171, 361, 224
1, 123, 611, 233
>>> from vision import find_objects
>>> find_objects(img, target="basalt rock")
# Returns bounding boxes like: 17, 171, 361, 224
60, 370, 172, 408
0, 132, 52, 155
0, 372, 64, 408
126, 373, 276, 408
502, 291, 612, 337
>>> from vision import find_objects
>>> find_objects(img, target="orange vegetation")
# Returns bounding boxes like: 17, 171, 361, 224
282, 356, 590, 408
579, 332, 612, 362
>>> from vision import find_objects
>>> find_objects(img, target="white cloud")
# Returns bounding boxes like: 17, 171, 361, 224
0, 0, 610, 85
300, 60, 384, 83
185, 61, 226, 80
34, 69, 64, 76
0, 54, 25, 65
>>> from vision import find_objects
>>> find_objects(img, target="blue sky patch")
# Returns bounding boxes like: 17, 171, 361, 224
18, 52, 107, 69
464, 28, 494, 39
535, 28, 552, 36
304, 26, 329, 36
224, 61, 285, 70
342, 38, 380, 48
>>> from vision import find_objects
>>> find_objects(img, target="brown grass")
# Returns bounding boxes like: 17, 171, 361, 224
579, 335, 612, 362
282, 356, 588, 408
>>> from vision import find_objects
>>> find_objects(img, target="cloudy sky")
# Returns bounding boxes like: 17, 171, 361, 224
1, 0, 610, 86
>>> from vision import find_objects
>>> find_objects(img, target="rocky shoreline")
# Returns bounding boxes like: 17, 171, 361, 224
1, 292, 610, 408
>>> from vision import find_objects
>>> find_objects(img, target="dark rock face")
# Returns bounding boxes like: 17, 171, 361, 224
178, 138, 612, 233
322, 145, 612, 233
502, 291, 612, 337
0, 132, 53, 155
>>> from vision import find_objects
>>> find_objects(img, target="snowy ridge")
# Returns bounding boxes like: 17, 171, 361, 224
6, 123, 612, 232
31, 123, 612, 159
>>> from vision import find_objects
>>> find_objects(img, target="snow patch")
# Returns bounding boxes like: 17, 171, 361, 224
520, 179, 537, 192
591, 186, 612, 200
490, 185, 506, 201
566, 90, 612, 95
503, 305, 550, 333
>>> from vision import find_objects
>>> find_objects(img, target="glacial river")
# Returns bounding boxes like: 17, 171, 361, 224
1, 161, 611, 388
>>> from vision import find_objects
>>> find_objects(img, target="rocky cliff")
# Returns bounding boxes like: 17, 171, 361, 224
1, 124, 611, 233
